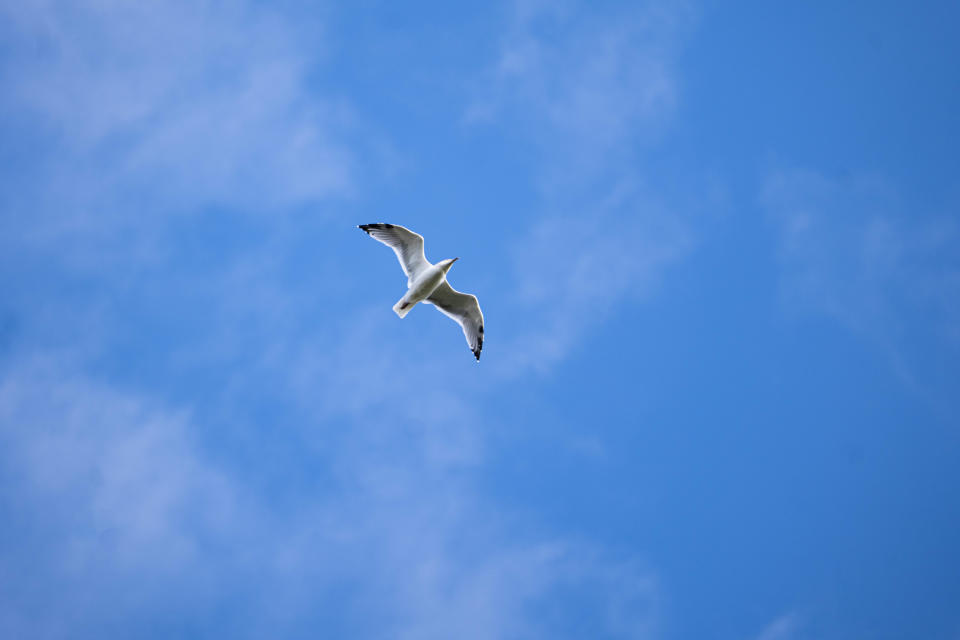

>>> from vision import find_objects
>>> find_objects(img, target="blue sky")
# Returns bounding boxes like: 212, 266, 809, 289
1, 1, 958, 638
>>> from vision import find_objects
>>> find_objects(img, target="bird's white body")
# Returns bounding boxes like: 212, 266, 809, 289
394, 260, 455, 318
358, 224, 484, 360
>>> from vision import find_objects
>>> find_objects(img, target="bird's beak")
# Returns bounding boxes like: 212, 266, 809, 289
452, 257, 459, 263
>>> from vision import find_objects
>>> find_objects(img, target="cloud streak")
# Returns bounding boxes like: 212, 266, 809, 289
754, 612, 802, 640
762, 168, 960, 367
0, 352, 660, 639
468, 0, 692, 141
0, 0, 367, 277
499, 182, 693, 374
465, 0, 699, 373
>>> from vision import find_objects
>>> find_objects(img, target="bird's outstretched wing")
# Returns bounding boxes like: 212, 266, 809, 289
426, 281, 484, 360
358, 223, 430, 281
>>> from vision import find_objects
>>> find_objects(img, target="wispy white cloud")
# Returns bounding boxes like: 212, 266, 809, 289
0, 0, 370, 274
467, 0, 694, 174
754, 612, 802, 640
464, 0, 700, 373
0, 0, 386, 378
762, 168, 960, 365
0, 353, 659, 639
0, 356, 242, 636
498, 181, 693, 374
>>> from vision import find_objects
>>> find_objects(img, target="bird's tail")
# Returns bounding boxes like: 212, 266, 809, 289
393, 297, 415, 318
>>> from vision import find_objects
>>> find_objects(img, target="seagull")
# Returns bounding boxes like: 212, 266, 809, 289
358, 223, 484, 360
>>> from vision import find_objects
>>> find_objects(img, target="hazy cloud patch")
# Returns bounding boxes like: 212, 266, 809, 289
763, 169, 960, 348
0, 350, 659, 639
499, 183, 693, 374
754, 612, 802, 640
467, 0, 695, 176
0, 0, 366, 272
763, 168, 960, 395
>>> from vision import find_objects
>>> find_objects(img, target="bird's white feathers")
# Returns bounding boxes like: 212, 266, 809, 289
424, 282, 484, 360
358, 223, 429, 283
358, 223, 485, 360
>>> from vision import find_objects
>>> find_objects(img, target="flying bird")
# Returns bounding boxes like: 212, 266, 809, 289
358, 223, 484, 360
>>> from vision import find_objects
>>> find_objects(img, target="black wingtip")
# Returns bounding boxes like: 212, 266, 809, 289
358, 223, 396, 235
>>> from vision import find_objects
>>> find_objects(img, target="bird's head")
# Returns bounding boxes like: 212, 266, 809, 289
440, 257, 459, 273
